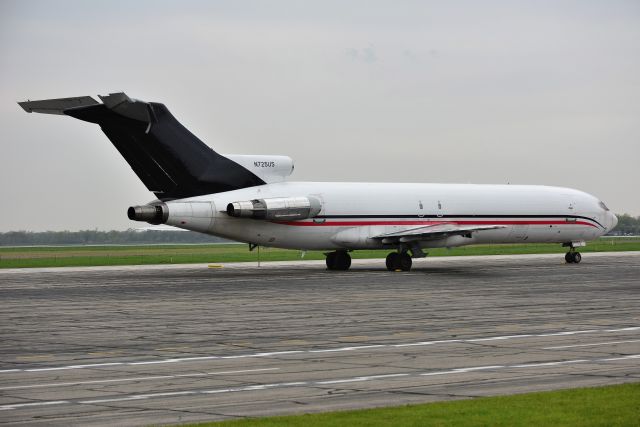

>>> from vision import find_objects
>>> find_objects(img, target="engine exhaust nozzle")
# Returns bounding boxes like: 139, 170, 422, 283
127, 203, 168, 225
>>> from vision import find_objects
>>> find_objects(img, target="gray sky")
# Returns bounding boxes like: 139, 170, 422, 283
1, 0, 639, 231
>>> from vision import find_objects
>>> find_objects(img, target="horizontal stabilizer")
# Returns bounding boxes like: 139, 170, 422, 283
18, 96, 99, 115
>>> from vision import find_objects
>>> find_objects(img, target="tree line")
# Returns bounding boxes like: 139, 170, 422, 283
612, 214, 640, 235
0, 229, 232, 246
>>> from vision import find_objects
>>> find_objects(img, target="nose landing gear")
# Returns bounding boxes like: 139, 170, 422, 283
563, 241, 584, 264
565, 250, 582, 264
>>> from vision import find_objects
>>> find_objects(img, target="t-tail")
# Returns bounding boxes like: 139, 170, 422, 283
18, 92, 293, 201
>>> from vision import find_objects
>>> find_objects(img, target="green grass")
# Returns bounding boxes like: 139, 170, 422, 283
1, 237, 639, 269
181, 382, 640, 427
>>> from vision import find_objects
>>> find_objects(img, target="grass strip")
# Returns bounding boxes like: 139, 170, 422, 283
1, 237, 639, 269
181, 382, 640, 427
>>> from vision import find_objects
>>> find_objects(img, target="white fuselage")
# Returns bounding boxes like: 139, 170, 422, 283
161, 182, 617, 251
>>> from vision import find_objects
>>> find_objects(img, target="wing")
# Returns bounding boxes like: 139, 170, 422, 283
371, 223, 506, 244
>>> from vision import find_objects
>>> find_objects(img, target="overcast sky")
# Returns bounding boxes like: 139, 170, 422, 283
1, 0, 638, 231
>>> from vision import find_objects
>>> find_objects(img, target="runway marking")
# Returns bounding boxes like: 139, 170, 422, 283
203, 382, 308, 394
316, 373, 410, 384
602, 354, 640, 362
421, 365, 506, 376
393, 339, 462, 348
468, 335, 534, 342
155, 346, 191, 351
3, 326, 638, 374
543, 339, 640, 350
0, 401, 70, 410
2, 354, 638, 411
25, 362, 124, 372
605, 327, 640, 332
537, 330, 600, 337
129, 357, 218, 365
220, 351, 305, 359
0, 368, 280, 391
511, 359, 590, 368
81, 391, 195, 404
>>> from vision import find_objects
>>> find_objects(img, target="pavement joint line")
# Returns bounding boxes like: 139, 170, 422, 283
2, 354, 639, 411
4, 326, 639, 373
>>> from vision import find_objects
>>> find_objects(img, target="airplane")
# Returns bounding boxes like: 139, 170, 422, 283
19, 92, 618, 271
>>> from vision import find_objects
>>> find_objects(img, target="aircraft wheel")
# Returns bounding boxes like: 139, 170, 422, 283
326, 251, 351, 270
573, 252, 582, 264
386, 252, 412, 271
399, 253, 412, 271
335, 251, 351, 270
326, 252, 337, 270
565, 252, 574, 263
386, 252, 400, 271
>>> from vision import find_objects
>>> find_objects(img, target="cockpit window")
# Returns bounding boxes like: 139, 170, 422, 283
599, 201, 610, 211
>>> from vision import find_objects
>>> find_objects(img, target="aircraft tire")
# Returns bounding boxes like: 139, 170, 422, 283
573, 252, 582, 264
326, 252, 337, 270
335, 251, 351, 270
565, 252, 574, 263
327, 251, 351, 270
386, 252, 400, 271
399, 253, 412, 271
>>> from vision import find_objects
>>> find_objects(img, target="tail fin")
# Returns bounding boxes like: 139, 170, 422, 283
19, 93, 265, 200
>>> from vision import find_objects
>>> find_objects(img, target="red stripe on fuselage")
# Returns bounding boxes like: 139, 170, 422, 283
275, 220, 599, 228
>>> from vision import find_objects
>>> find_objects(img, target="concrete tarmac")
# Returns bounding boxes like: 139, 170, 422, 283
1, 252, 639, 426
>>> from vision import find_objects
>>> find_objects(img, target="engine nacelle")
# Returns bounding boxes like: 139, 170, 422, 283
128, 201, 214, 233
227, 196, 321, 220
127, 203, 168, 225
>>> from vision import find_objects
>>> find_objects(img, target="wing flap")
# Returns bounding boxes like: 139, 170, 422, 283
371, 223, 506, 243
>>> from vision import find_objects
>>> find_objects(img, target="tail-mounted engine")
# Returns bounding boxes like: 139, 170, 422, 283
227, 196, 321, 220
127, 203, 168, 224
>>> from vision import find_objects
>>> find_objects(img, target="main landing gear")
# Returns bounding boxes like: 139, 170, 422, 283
326, 250, 351, 271
385, 252, 412, 271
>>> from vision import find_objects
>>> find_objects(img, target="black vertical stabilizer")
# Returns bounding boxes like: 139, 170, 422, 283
21, 93, 265, 200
